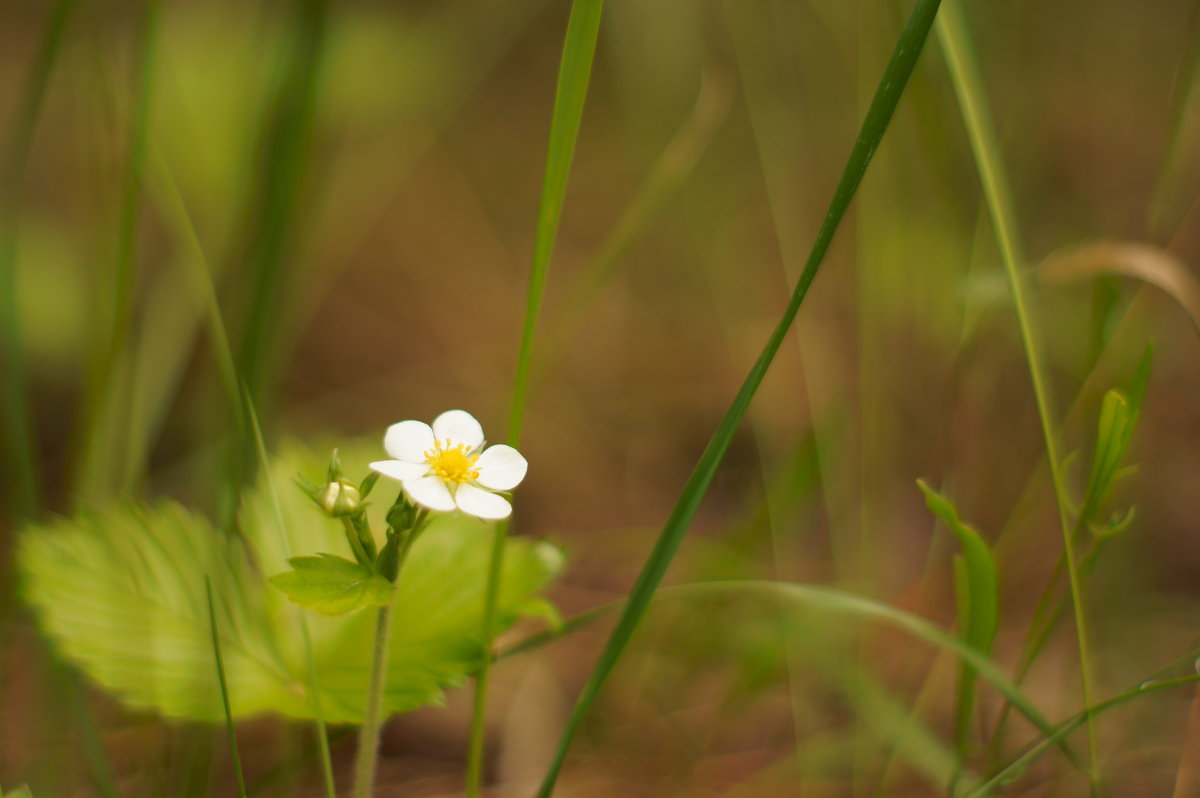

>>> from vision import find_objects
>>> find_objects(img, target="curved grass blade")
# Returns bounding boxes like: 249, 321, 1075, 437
917, 479, 998, 779
533, 3, 944, 793
969, 674, 1200, 797
467, 3, 605, 794
501, 579, 1058, 768
1039, 242, 1200, 336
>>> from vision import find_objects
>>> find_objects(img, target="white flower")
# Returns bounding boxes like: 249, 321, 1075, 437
369, 409, 528, 520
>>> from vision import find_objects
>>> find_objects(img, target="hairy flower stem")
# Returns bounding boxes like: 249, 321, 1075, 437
352, 602, 393, 798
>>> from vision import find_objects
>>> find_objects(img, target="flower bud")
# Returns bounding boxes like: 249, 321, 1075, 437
386, 496, 416, 531
319, 479, 362, 517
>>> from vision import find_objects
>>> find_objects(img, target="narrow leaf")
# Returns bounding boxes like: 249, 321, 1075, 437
917, 480, 998, 655
918, 479, 999, 758
206, 578, 248, 798
534, 3, 944, 794
471, 2, 604, 793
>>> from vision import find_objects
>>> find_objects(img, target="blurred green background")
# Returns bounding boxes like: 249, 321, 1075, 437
2, 0, 1200, 795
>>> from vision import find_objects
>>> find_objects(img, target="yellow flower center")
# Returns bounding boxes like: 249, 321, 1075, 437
426, 441, 480, 484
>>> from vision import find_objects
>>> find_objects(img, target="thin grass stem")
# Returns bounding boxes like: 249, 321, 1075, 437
465, 2, 604, 795
532, 71, 732, 387
244, 395, 336, 798
76, 0, 162, 502
228, 0, 329, 524
65, 669, 121, 798
351, 603, 393, 798
935, 2, 1101, 788
0, 0, 79, 520
205, 578, 249, 798
971, 674, 1200, 797
1147, 1, 1200, 240
533, 2, 944, 794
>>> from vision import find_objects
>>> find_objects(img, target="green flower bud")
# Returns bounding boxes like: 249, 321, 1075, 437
319, 479, 362, 517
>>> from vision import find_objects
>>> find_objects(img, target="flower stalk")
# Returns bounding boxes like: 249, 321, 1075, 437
352, 601, 394, 798
280, 412, 527, 798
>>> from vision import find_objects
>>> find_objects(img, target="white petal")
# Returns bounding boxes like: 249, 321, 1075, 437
474, 445, 528, 491
369, 460, 428, 482
403, 475, 456, 512
454, 483, 512, 520
431, 409, 485, 451
384, 420, 435, 462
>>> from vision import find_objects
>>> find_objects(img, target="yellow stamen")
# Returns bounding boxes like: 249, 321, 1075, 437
426, 440, 480, 484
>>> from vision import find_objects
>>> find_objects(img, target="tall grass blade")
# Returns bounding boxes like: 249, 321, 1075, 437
0, 0, 79, 520
230, 0, 329, 516
76, 0, 162, 503
534, 2, 944, 794
65, 669, 121, 798
244, 395, 337, 798
534, 71, 734, 385
1147, 2, 1200, 240
505, 0, 604, 447
936, 2, 1101, 786
467, 3, 604, 795
145, 138, 335, 791
206, 578, 249, 798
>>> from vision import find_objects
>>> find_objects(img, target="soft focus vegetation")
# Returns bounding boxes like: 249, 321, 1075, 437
2, 0, 1200, 795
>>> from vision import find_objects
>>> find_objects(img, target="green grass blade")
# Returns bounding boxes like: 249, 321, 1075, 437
505, 0, 604, 447
0, 0, 80, 520
935, 1, 1101, 787
467, 4, 604, 795
534, 71, 733, 386
229, 0, 330, 519
1147, 2, 1200, 240
533, 2, 944, 794
141, 155, 336, 790
502, 579, 1057, 759
244, 395, 336, 798
149, 148, 245, 423
970, 673, 1200, 797
206, 578, 249, 798
76, 0, 162, 503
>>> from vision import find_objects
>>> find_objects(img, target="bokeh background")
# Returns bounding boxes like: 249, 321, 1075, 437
3, 0, 1200, 795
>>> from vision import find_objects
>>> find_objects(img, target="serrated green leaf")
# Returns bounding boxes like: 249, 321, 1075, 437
19, 501, 297, 720
20, 439, 564, 724
270, 553, 393, 616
